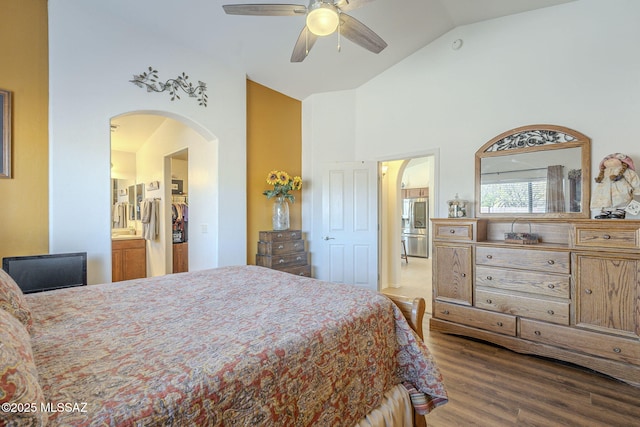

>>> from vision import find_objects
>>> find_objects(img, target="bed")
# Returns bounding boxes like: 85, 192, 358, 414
1, 265, 447, 426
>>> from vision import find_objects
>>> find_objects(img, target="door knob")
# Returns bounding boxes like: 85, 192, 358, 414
323, 236, 335, 241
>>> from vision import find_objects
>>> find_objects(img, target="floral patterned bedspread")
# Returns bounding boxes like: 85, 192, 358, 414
25, 266, 447, 426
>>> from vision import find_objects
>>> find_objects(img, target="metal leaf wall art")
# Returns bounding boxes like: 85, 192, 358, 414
130, 67, 208, 107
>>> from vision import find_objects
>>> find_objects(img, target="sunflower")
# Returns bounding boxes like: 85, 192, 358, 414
266, 170, 279, 185
277, 171, 290, 185
292, 176, 302, 191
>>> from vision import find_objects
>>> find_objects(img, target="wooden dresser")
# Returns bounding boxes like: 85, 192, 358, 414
431, 218, 640, 387
256, 230, 311, 277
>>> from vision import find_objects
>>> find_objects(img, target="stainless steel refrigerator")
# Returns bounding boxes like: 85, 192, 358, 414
401, 197, 429, 258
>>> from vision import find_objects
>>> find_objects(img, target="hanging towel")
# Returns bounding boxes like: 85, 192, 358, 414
112, 204, 120, 226
142, 200, 159, 240
141, 200, 152, 224
112, 203, 128, 228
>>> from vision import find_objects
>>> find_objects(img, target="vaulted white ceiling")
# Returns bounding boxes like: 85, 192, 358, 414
108, 0, 575, 151
95, 0, 575, 101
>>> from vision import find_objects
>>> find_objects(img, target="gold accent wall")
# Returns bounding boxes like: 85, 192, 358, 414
246, 80, 302, 264
0, 0, 49, 260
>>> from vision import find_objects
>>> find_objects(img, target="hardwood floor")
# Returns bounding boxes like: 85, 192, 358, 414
381, 256, 640, 425
422, 322, 640, 426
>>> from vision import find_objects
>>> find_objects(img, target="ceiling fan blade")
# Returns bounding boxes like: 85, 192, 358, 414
339, 13, 387, 54
222, 4, 307, 16
334, 0, 375, 12
291, 26, 318, 62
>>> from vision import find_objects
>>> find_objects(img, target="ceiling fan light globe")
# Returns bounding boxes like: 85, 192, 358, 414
306, 3, 339, 36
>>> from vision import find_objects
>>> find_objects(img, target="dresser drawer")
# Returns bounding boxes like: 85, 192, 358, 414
521, 318, 640, 366
475, 289, 570, 325
256, 252, 308, 269
572, 225, 640, 249
433, 222, 474, 241
278, 264, 311, 277
476, 246, 569, 274
434, 301, 516, 336
112, 238, 145, 250
258, 230, 303, 242
475, 265, 570, 298
257, 239, 305, 255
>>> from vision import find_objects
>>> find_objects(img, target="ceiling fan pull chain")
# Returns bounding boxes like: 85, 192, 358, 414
337, 15, 342, 52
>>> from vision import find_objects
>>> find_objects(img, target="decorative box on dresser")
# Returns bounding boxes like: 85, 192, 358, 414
431, 218, 640, 387
256, 230, 311, 277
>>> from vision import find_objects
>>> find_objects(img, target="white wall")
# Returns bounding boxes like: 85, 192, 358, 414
352, 0, 640, 218
48, 1, 247, 284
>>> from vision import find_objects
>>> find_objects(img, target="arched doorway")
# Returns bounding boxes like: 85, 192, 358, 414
110, 111, 219, 280
379, 153, 437, 314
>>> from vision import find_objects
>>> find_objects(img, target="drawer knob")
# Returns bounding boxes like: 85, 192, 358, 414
294, 243, 300, 248
534, 330, 541, 336
547, 260, 555, 265
486, 299, 492, 304
547, 310, 555, 315
486, 276, 492, 280
278, 245, 284, 249
603, 234, 611, 240
585, 289, 592, 294
442, 310, 450, 315
296, 256, 302, 261
299, 272, 305, 276
613, 347, 622, 353
461, 273, 467, 277
277, 233, 283, 238
486, 255, 493, 259
449, 229, 455, 234
278, 259, 285, 264
496, 322, 503, 327
548, 284, 555, 289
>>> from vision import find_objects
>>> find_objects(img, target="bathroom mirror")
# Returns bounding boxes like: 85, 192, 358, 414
475, 124, 591, 218
111, 179, 143, 229
128, 183, 144, 221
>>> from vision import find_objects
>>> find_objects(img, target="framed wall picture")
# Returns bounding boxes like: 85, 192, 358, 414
0, 89, 11, 179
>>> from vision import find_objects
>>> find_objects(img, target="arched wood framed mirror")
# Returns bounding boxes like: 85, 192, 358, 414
475, 124, 591, 218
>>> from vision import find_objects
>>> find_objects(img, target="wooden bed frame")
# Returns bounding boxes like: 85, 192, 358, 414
386, 295, 428, 427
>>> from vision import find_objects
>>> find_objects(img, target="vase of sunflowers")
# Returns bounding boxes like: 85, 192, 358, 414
263, 170, 302, 231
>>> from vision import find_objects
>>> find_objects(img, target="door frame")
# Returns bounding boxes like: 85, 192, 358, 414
378, 149, 439, 291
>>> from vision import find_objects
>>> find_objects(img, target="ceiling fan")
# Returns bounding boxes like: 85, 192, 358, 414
222, 0, 388, 62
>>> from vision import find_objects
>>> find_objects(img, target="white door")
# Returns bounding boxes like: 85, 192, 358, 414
319, 161, 378, 290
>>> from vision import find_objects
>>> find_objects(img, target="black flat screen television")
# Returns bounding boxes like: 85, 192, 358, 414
2, 252, 87, 294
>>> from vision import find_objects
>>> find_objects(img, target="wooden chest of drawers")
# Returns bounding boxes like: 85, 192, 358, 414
256, 230, 311, 277
430, 218, 640, 387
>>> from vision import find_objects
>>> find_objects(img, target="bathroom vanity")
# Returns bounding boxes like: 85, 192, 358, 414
112, 237, 146, 282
